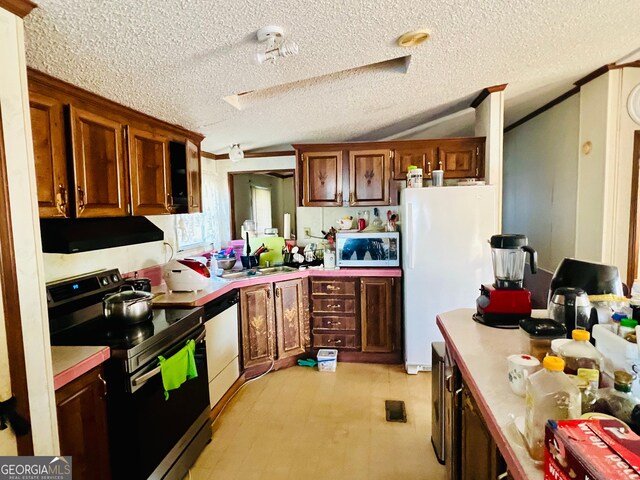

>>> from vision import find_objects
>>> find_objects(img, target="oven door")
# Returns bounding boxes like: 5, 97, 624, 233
106, 325, 210, 480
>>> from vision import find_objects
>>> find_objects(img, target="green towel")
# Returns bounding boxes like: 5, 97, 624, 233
158, 339, 198, 400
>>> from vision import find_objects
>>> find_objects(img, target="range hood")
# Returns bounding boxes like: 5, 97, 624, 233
40, 217, 164, 254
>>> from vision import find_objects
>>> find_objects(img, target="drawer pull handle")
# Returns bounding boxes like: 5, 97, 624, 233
326, 285, 340, 291
327, 304, 341, 309
330, 321, 341, 326
328, 339, 342, 344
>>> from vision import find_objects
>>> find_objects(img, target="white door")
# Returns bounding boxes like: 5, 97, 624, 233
0, 274, 17, 455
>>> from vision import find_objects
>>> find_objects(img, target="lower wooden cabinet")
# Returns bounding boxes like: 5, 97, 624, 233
240, 283, 275, 369
56, 364, 111, 480
360, 277, 400, 353
240, 279, 309, 370
274, 278, 306, 359
460, 382, 506, 480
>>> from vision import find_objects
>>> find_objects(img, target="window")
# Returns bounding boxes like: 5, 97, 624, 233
251, 185, 272, 235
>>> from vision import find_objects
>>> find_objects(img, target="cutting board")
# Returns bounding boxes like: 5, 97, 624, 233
249, 236, 285, 266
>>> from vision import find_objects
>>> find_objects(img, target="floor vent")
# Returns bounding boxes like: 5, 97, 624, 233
385, 400, 407, 423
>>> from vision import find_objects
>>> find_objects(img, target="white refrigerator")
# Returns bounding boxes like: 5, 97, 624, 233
401, 185, 497, 374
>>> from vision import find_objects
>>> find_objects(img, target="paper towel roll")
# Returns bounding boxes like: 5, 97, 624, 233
283, 213, 291, 239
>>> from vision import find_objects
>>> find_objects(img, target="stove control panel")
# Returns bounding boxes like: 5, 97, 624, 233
46, 268, 124, 308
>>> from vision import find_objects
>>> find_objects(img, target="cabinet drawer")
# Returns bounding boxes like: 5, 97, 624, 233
312, 316, 357, 331
311, 279, 356, 297
313, 298, 356, 314
312, 333, 358, 349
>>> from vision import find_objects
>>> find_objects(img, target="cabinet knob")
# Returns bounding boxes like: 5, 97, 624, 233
98, 373, 107, 398
275, 288, 280, 298
77, 186, 85, 213
55, 184, 67, 216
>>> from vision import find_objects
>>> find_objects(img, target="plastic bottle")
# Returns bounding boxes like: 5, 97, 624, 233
594, 371, 640, 433
323, 240, 336, 269
619, 318, 638, 339
611, 312, 626, 335
525, 356, 581, 461
557, 329, 604, 389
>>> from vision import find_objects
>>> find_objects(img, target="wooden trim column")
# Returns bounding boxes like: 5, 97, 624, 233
0, 106, 33, 454
627, 130, 640, 288
0, 0, 37, 18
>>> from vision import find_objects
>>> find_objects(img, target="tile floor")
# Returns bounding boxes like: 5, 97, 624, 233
185, 363, 446, 480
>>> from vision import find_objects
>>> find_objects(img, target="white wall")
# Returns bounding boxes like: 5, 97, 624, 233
0, 8, 59, 454
503, 94, 580, 271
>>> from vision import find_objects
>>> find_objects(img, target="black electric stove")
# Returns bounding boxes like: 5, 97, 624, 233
47, 269, 211, 480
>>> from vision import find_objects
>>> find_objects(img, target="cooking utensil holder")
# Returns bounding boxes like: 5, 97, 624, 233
240, 254, 260, 269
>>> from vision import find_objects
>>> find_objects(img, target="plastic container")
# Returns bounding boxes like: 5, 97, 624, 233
610, 311, 626, 334
619, 318, 638, 339
558, 330, 604, 389
519, 318, 567, 362
593, 324, 640, 396
317, 349, 338, 372
524, 356, 581, 461
228, 240, 245, 262
407, 166, 423, 188
323, 240, 336, 269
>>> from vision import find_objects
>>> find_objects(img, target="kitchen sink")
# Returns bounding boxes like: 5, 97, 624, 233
220, 271, 264, 280
257, 266, 298, 274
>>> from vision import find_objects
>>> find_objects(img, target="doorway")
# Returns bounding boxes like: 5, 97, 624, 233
228, 170, 296, 240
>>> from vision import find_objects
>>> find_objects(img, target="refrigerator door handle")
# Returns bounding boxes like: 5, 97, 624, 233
407, 202, 414, 269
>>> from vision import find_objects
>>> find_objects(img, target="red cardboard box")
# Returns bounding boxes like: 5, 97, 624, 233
544, 419, 640, 480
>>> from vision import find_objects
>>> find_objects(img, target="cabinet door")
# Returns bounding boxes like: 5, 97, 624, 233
360, 277, 395, 352
186, 139, 202, 213
349, 149, 390, 205
240, 284, 275, 369
69, 106, 128, 217
301, 151, 343, 206
56, 365, 111, 480
460, 385, 505, 480
274, 278, 305, 359
128, 127, 172, 215
30, 92, 70, 218
392, 145, 437, 181
437, 138, 483, 179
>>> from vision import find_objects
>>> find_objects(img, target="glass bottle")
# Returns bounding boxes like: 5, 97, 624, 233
594, 371, 640, 431
558, 329, 604, 389
525, 356, 581, 461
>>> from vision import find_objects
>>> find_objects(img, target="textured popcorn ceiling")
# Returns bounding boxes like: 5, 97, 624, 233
24, 0, 640, 153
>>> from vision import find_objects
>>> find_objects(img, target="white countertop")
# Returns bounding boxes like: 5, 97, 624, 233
437, 308, 543, 480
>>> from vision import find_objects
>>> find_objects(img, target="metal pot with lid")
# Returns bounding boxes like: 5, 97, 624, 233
103, 285, 155, 325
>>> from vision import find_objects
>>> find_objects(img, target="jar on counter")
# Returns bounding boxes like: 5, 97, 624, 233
594, 371, 640, 434
519, 318, 567, 362
619, 318, 638, 339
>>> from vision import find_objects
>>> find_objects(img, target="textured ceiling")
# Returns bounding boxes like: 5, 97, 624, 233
24, 0, 640, 154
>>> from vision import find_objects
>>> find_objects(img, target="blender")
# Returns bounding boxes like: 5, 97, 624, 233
475, 234, 538, 328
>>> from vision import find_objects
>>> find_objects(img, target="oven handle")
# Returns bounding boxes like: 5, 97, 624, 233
132, 328, 206, 388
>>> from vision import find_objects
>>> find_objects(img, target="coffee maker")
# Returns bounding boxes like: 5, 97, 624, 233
474, 234, 538, 328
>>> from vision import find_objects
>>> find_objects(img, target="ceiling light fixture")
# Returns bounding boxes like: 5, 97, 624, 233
397, 29, 431, 47
255, 25, 299, 65
229, 144, 244, 162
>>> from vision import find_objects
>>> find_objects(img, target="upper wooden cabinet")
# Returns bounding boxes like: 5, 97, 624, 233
294, 137, 485, 206
29, 92, 69, 217
300, 150, 343, 206
28, 69, 204, 218
186, 139, 202, 213
349, 149, 390, 206
69, 106, 128, 217
392, 144, 438, 181
438, 138, 483, 179
128, 127, 172, 215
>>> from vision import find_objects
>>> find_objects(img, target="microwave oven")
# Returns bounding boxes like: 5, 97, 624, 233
335, 232, 400, 267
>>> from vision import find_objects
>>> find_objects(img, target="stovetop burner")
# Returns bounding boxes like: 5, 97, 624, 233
47, 269, 204, 372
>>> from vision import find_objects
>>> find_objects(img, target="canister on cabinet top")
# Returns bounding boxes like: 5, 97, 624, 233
407, 166, 423, 188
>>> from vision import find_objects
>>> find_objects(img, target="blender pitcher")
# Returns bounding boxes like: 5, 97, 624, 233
490, 234, 538, 289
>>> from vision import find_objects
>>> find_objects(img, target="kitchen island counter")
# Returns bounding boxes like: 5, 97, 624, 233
153, 267, 402, 308
51, 345, 110, 390
437, 308, 542, 480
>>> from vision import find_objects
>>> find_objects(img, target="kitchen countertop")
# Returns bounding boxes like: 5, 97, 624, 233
152, 267, 402, 308
437, 308, 542, 480
51, 346, 111, 390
